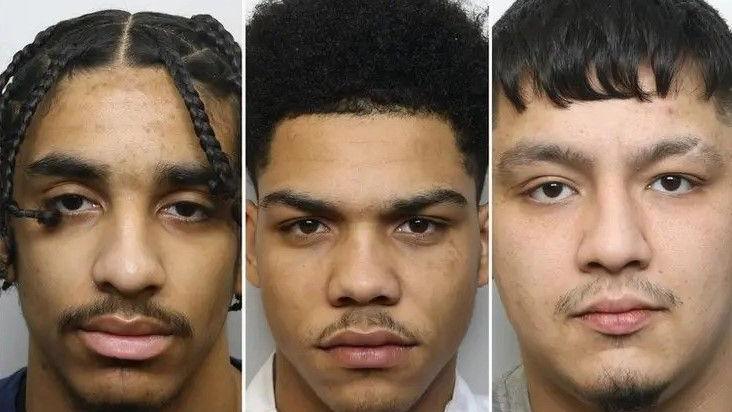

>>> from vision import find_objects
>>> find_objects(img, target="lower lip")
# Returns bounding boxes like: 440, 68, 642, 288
79, 331, 173, 361
324, 345, 413, 369
578, 309, 658, 336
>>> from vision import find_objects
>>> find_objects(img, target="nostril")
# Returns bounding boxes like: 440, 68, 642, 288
370, 295, 395, 306
334, 294, 395, 307
335, 296, 357, 307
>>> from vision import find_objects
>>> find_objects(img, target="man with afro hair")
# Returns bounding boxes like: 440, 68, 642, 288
245, 0, 489, 411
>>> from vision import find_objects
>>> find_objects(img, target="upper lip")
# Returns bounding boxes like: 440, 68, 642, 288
572, 296, 667, 317
318, 330, 418, 349
79, 315, 173, 336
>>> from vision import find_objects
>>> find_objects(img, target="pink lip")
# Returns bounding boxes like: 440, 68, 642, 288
573, 297, 666, 336
78, 315, 174, 361
319, 330, 417, 369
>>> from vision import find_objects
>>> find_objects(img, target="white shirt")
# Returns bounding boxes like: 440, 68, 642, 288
246, 353, 489, 412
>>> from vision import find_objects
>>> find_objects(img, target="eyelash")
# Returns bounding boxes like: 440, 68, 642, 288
520, 173, 705, 204
277, 216, 449, 242
44, 193, 100, 217
41, 194, 213, 223
160, 201, 214, 223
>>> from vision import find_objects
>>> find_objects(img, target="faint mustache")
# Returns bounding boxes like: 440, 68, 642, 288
57, 297, 194, 338
316, 310, 419, 345
554, 277, 682, 316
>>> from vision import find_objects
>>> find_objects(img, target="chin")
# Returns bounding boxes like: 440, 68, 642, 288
319, 382, 420, 412
578, 368, 670, 412
65, 373, 181, 412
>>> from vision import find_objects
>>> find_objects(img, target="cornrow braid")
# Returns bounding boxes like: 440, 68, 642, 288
0, 24, 62, 221
1, 45, 83, 230
0, 45, 80, 290
192, 14, 241, 73
156, 42, 237, 198
0, 23, 60, 94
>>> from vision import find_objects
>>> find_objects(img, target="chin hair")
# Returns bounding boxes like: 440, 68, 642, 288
340, 400, 405, 412
582, 369, 668, 412
72, 403, 164, 412
62, 377, 174, 412
327, 391, 414, 412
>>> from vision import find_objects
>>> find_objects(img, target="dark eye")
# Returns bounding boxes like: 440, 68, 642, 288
649, 175, 695, 194
162, 202, 209, 222
49, 194, 98, 214
395, 217, 442, 235
286, 219, 328, 236
528, 181, 577, 203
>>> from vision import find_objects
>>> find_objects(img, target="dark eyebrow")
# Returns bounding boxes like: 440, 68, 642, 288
154, 163, 216, 188
260, 190, 340, 216
25, 153, 109, 181
259, 188, 468, 218
388, 189, 468, 216
496, 143, 595, 174
630, 136, 724, 170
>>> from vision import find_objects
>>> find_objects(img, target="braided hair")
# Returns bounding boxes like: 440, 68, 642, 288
0, 10, 242, 309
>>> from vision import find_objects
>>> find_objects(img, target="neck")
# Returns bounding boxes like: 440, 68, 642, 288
26, 331, 241, 412
523, 335, 732, 412
274, 351, 458, 412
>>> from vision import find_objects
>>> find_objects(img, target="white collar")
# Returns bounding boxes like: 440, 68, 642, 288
245, 353, 488, 411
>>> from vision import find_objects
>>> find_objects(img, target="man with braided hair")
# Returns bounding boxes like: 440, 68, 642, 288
245, 0, 489, 411
0, 10, 242, 412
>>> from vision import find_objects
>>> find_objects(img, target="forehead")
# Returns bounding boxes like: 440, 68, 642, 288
494, 71, 729, 156
18, 66, 237, 173
258, 114, 476, 204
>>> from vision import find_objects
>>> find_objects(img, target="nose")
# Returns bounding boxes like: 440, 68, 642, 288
327, 226, 401, 307
576, 186, 652, 274
92, 209, 165, 298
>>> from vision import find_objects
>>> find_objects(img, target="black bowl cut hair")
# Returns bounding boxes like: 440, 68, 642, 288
493, 0, 732, 119
246, 0, 489, 196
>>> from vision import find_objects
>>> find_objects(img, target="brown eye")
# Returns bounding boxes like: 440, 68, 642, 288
50, 194, 98, 214
60, 195, 83, 210
174, 203, 198, 217
528, 181, 577, 203
162, 202, 209, 222
649, 175, 696, 194
395, 217, 442, 236
407, 218, 430, 234
541, 183, 563, 198
296, 219, 322, 234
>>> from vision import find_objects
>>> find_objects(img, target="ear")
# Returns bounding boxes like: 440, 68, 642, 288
477, 204, 489, 287
246, 201, 261, 288
234, 225, 242, 297
0, 237, 15, 284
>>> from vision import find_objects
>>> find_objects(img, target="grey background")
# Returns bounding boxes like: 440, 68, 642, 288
489, 0, 732, 380
0, 0, 242, 378
243, 0, 490, 394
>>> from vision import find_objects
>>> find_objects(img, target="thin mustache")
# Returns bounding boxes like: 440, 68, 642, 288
316, 310, 418, 344
58, 297, 194, 338
554, 277, 682, 316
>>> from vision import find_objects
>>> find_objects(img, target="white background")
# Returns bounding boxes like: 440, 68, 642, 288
0, 0, 242, 378
489, 0, 732, 380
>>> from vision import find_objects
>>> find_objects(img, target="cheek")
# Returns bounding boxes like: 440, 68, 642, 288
648, 207, 732, 325
399, 234, 480, 347
493, 206, 576, 323
257, 238, 327, 347
13, 224, 99, 322
158, 232, 238, 327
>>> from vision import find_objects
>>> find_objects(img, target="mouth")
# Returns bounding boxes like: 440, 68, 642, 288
77, 315, 175, 361
317, 330, 418, 369
572, 297, 668, 336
